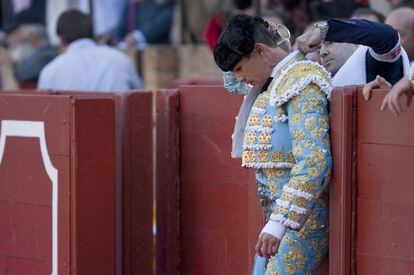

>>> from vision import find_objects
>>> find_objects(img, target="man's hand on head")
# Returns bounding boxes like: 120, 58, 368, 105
295, 27, 323, 54
255, 233, 281, 259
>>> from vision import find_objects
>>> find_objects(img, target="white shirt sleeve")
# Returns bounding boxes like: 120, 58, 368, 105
260, 220, 287, 240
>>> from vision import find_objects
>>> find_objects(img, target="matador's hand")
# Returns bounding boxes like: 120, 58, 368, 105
255, 233, 281, 259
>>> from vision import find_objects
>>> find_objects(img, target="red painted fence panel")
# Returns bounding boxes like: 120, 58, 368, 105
0, 91, 154, 275
329, 87, 414, 275
330, 87, 358, 275
0, 94, 116, 275
54, 91, 154, 275
178, 86, 262, 275
156, 90, 181, 275
356, 89, 414, 274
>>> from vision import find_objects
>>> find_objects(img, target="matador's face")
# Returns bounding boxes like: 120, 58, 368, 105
232, 46, 272, 89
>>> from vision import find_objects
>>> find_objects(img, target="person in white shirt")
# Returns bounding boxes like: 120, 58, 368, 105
38, 9, 142, 92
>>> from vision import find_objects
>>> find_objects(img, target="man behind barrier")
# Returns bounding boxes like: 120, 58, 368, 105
38, 10, 142, 92
214, 14, 332, 274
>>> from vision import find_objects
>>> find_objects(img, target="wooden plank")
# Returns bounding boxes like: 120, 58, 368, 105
180, 180, 249, 235
0, 138, 51, 205
180, 179, 251, 273
71, 98, 116, 275
121, 92, 153, 275
2, 257, 51, 274
0, 256, 6, 273
156, 90, 180, 275
329, 87, 356, 275
179, 86, 243, 135
357, 89, 414, 146
54, 156, 71, 275
356, 198, 414, 260
356, 87, 414, 275
358, 143, 414, 202
0, 95, 72, 275
178, 85, 262, 274
0, 94, 71, 156
58, 91, 154, 275
180, 132, 251, 184
356, 254, 414, 274
180, 231, 229, 275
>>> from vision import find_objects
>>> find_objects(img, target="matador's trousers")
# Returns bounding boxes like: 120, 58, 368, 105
252, 168, 329, 275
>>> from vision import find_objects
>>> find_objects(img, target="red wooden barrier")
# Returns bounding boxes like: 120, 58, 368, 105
330, 87, 414, 275
178, 85, 263, 275
0, 93, 116, 274
54, 91, 154, 275
330, 87, 358, 275
119, 92, 153, 275
156, 90, 180, 275
356, 89, 414, 274
0, 91, 154, 275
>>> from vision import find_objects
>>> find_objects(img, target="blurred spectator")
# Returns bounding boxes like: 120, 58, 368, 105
118, 0, 175, 50
262, 9, 294, 32
179, 0, 233, 44
281, 0, 310, 38
203, 1, 295, 52
76, 0, 128, 45
385, 7, 414, 63
351, 7, 385, 22
203, 11, 231, 51
1, 0, 46, 28
0, 8, 57, 90
45, 0, 70, 45
234, 0, 252, 10
308, 0, 358, 21
38, 10, 142, 92
203, 0, 255, 51
46, 0, 128, 46
369, 0, 412, 17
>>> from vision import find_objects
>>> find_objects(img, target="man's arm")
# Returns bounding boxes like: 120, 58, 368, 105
326, 19, 399, 56
298, 18, 401, 62
297, 18, 406, 84
327, 19, 406, 83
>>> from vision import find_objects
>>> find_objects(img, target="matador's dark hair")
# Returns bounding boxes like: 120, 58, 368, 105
214, 14, 278, 72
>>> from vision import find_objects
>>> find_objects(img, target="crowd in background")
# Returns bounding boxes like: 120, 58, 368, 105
0, 0, 412, 93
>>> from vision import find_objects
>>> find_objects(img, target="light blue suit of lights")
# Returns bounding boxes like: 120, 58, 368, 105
227, 51, 333, 274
